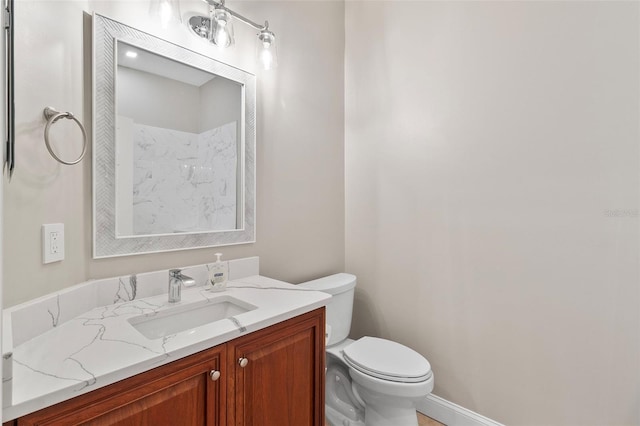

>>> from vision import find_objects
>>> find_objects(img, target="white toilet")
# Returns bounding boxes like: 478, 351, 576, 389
300, 273, 434, 426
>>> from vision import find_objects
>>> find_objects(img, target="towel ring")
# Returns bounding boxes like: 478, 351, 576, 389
43, 106, 87, 165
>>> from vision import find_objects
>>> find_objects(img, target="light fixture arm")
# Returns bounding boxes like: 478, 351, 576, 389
202, 0, 268, 31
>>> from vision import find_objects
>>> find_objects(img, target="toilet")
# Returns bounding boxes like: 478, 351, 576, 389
300, 273, 434, 426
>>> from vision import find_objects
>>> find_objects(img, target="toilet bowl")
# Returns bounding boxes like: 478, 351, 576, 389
300, 274, 434, 426
325, 346, 365, 426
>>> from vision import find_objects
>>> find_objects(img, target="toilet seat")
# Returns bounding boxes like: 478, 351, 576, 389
342, 337, 432, 383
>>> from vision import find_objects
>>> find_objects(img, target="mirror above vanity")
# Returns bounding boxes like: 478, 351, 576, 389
93, 14, 256, 258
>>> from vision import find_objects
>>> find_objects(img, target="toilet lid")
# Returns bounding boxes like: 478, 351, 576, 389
342, 337, 432, 383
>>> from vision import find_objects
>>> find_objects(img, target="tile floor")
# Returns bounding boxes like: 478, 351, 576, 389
418, 412, 445, 425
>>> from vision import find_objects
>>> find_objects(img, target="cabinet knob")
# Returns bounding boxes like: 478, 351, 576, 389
210, 370, 221, 381
238, 357, 249, 368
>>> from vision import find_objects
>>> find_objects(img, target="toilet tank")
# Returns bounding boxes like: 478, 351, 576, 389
299, 273, 356, 347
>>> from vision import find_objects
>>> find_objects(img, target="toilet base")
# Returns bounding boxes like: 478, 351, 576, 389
350, 372, 432, 426
326, 404, 365, 426
326, 402, 420, 426
363, 403, 419, 426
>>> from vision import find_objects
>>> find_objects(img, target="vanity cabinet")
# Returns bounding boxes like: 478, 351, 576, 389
13, 345, 226, 426
227, 310, 325, 425
9, 308, 324, 426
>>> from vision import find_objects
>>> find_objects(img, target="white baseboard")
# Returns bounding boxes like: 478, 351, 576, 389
417, 394, 504, 426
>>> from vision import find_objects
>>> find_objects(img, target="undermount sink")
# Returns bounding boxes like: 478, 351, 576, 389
128, 296, 257, 340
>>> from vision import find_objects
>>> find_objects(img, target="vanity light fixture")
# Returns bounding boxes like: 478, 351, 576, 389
187, 0, 277, 70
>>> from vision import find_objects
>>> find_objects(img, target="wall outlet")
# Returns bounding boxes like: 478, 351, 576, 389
42, 223, 65, 264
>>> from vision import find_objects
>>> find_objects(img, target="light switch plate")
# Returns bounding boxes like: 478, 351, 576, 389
42, 223, 64, 264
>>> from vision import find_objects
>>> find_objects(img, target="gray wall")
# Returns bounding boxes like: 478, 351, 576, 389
117, 66, 241, 134
117, 66, 201, 133
345, 2, 639, 425
199, 76, 242, 133
4, 0, 345, 306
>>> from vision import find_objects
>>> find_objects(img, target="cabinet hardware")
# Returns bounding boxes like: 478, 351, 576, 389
209, 370, 221, 381
238, 357, 249, 368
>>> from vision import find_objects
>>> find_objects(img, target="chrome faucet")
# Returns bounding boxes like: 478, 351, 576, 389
168, 269, 195, 303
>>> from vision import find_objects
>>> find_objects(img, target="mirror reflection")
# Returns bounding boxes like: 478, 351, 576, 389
115, 41, 242, 237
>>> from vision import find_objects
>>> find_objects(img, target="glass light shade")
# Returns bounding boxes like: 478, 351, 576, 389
149, 0, 182, 29
257, 29, 277, 71
211, 8, 234, 49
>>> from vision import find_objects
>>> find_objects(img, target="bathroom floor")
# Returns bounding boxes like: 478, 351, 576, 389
325, 413, 444, 426
418, 413, 445, 425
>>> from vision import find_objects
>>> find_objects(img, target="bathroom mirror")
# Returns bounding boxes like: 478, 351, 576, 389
93, 14, 256, 258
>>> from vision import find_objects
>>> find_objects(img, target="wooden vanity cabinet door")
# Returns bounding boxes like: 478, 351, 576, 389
227, 308, 325, 426
16, 345, 226, 426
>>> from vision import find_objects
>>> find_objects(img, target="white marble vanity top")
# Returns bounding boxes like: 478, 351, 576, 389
2, 261, 330, 421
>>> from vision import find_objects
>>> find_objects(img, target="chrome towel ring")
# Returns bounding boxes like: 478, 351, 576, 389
43, 106, 87, 165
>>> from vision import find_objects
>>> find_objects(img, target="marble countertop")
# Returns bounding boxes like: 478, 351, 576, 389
3, 275, 330, 421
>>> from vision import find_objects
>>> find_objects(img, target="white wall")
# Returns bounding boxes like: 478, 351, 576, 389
3, 0, 345, 306
345, 1, 639, 425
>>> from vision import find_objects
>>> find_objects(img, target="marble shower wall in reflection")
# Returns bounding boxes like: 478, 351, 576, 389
118, 119, 238, 235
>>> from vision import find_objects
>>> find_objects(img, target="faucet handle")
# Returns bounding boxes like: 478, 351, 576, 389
169, 269, 196, 287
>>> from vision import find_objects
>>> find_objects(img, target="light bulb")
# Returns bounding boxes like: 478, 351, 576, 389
257, 28, 277, 71
260, 43, 274, 70
159, 2, 172, 28
214, 27, 231, 48
149, 0, 182, 29
211, 9, 234, 49
213, 29, 229, 49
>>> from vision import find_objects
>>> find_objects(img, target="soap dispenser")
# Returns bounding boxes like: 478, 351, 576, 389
208, 253, 228, 292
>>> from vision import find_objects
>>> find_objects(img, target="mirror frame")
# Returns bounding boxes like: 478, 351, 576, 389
93, 14, 256, 258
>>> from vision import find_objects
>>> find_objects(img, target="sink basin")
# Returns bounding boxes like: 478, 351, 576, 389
128, 296, 257, 340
